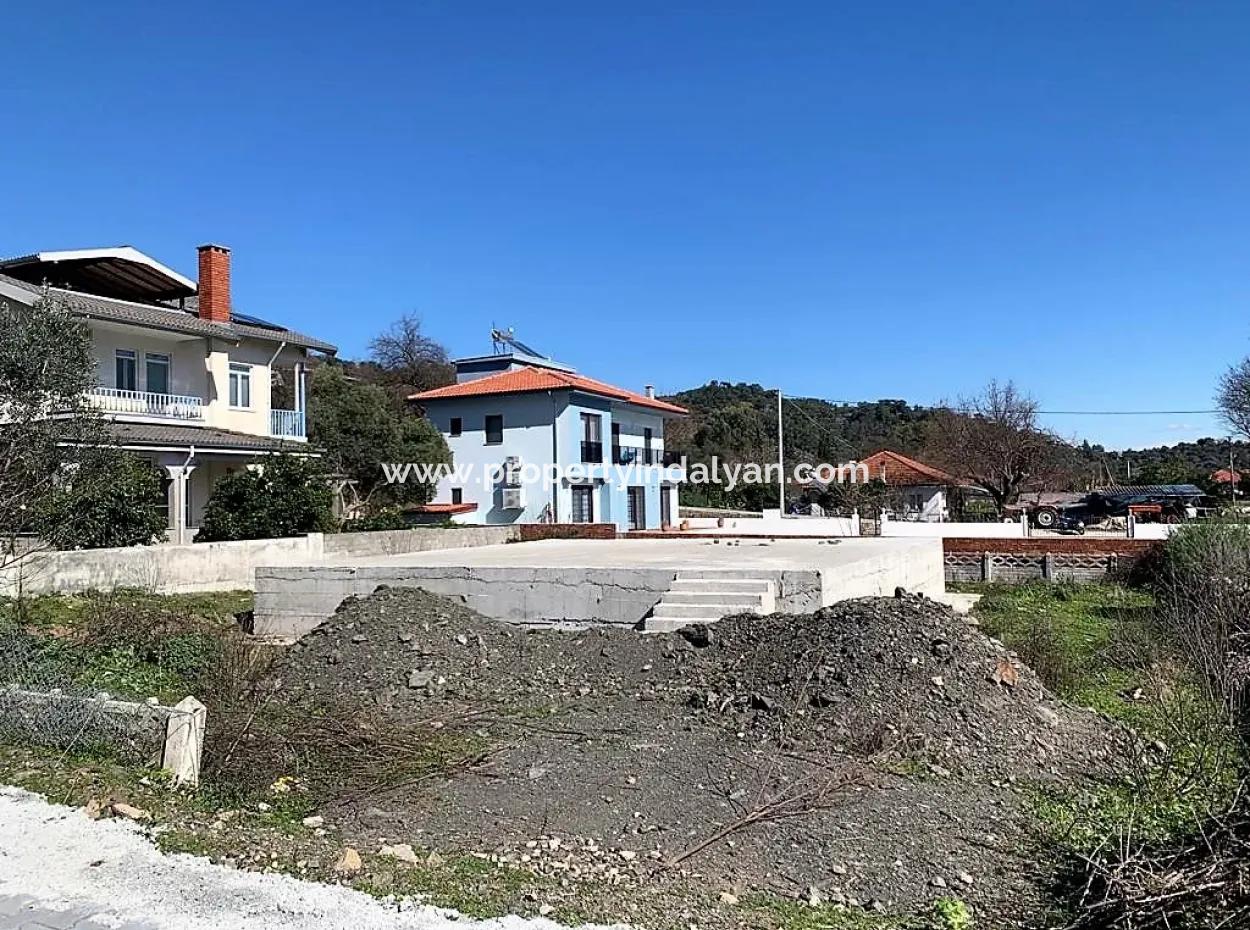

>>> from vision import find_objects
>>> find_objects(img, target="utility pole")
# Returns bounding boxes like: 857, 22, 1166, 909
777, 388, 785, 516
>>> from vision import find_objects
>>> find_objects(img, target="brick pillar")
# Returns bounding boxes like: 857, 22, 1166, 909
197, 244, 231, 323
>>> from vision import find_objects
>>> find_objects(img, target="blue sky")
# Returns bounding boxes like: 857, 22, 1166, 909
5, 1, 1249, 449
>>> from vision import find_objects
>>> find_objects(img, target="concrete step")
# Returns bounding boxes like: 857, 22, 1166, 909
670, 570, 778, 581
668, 578, 773, 593
651, 602, 763, 619
661, 591, 769, 606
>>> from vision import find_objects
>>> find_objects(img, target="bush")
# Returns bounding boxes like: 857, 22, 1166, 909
1153, 523, 1250, 739
339, 509, 410, 533
195, 454, 334, 542
35, 452, 168, 549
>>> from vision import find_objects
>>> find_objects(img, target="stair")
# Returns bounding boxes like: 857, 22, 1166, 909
644, 574, 776, 632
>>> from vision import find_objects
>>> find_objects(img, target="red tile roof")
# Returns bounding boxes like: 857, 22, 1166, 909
410, 366, 688, 415
861, 450, 958, 486
408, 502, 479, 514
1211, 468, 1241, 484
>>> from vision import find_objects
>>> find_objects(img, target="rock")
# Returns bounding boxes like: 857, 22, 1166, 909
619, 849, 637, 861
993, 658, 1019, 688
351, 634, 367, 644
425, 851, 445, 867
333, 847, 363, 876
958, 870, 975, 885
109, 802, 150, 822
931, 876, 947, 888
805, 886, 824, 906
1034, 706, 1061, 728
407, 668, 435, 689
718, 892, 739, 905
302, 815, 325, 828
539, 904, 555, 916
894, 587, 908, 598
379, 843, 420, 865
84, 798, 105, 820
830, 862, 848, 875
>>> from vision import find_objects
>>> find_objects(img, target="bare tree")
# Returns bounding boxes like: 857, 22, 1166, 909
1217, 357, 1250, 438
925, 380, 1072, 514
367, 313, 454, 399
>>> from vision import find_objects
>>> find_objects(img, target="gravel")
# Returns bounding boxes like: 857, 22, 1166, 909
0, 786, 612, 930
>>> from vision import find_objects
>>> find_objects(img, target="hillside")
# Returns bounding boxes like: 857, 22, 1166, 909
663, 382, 1248, 506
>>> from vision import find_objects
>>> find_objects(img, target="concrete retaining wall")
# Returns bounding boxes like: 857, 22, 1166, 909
1, 527, 518, 596
251, 565, 825, 639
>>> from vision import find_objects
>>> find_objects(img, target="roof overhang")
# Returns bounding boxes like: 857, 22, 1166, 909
0, 247, 197, 303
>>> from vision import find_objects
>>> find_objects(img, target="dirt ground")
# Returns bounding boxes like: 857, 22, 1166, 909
269, 586, 1126, 926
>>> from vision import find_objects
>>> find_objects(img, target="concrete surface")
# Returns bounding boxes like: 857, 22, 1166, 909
0, 788, 592, 930
252, 537, 945, 638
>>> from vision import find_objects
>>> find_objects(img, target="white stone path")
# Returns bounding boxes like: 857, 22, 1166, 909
0, 788, 602, 930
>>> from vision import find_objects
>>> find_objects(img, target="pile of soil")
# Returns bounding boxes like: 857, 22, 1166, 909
269, 586, 1124, 924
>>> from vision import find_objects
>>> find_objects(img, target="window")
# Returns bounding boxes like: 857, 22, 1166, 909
485, 414, 504, 444
571, 485, 594, 523
145, 353, 170, 395
449, 417, 463, 437
115, 350, 137, 392
229, 363, 252, 408
451, 488, 463, 505
643, 427, 654, 465
580, 412, 603, 463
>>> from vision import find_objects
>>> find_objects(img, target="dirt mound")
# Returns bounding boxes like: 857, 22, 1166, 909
268, 587, 1122, 922
279, 587, 1117, 779
679, 594, 1119, 777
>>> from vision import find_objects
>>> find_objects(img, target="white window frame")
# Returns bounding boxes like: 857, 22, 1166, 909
115, 349, 137, 392
144, 352, 171, 395
229, 363, 253, 409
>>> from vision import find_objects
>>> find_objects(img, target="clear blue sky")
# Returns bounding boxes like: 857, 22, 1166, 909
6, 1, 1249, 450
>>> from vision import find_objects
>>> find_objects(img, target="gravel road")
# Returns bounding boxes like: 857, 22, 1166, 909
0, 787, 602, 930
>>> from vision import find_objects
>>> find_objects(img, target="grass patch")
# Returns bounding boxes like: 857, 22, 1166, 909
968, 582, 1244, 859
0, 589, 253, 703
744, 893, 972, 930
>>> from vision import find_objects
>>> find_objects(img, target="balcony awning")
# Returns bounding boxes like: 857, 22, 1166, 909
0, 247, 196, 303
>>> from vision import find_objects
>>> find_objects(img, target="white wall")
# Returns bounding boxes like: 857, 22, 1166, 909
881, 517, 1027, 537
89, 324, 206, 399
0, 527, 518, 596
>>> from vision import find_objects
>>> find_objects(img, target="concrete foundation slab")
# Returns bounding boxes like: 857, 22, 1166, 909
251, 537, 944, 639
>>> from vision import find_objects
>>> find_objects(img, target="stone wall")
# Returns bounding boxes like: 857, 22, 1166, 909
517, 524, 618, 541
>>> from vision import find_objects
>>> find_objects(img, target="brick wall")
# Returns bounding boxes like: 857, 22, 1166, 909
518, 523, 617, 541
943, 537, 1159, 584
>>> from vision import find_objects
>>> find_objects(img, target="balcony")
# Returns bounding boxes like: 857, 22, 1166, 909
88, 387, 204, 420
271, 409, 306, 439
580, 440, 604, 463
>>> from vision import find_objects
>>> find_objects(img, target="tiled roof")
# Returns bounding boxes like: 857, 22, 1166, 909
0, 274, 337, 353
861, 450, 958, 486
108, 422, 308, 453
411, 366, 688, 415
406, 502, 479, 514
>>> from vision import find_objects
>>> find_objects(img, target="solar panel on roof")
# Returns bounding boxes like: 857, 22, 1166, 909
231, 310, 284, 330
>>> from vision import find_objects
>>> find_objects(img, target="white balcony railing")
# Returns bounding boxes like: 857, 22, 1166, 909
270, 408, 306, 439
88, 387, 204, 420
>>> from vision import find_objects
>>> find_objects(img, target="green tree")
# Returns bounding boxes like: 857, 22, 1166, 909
195, 454, 334, 542
35, 452, 167, 549
308, 365, 450, 512
0, 290, 113, 563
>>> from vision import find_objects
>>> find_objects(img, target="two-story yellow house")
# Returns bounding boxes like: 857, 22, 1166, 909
0, 244, 337, 543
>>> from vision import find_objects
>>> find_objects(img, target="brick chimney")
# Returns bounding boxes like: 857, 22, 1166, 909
197, 244, 231, 323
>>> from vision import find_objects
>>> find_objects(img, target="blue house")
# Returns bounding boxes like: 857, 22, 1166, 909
410, 349, 686, 531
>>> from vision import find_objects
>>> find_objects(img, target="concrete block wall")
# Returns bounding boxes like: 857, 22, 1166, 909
943, 538, 1158, 584
1, 527, 518, 596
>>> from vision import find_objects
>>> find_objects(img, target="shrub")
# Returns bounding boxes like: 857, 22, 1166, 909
195, 454, 334, 542
339, 509, 410, 533
1154, 523, 1250, 739
35, 452, 168, 549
